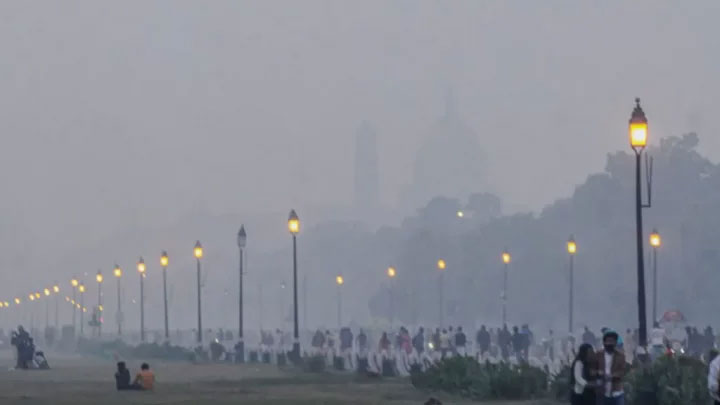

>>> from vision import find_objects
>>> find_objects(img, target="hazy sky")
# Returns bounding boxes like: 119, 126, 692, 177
1, 0, 719, 257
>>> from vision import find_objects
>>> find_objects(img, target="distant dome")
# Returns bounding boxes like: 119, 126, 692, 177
408, 91, 485, 206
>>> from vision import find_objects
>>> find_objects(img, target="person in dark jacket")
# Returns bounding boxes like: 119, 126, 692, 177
413, 327, 425, 354
455, 327, 467, 355
476, 325, 490, 356
115, 362, 133, 390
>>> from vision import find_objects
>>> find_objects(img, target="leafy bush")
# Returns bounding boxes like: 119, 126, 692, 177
550, 364, 572, 401
549, 355, 710, 405
625, 356, 709, 405
301, 354, 327, 373
411, 357, 548, 400
76, 339, 193, 361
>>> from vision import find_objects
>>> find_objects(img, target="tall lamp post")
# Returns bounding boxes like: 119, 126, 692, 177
96, 270, 103, 337
387, 267, 396, 326
237, 225, 247, 363
29, 294, 36, 331
335, 276, 344, 328
649, 229, 661, 324
194, 241, 204, 344
53, 284, 60, 330
629, 97, 651, 349
71, 278, 79, 332
501, 250, 511, 325
160, 251, 169, 340
137, 257, 146, 342
288, 210, 300, 359
567, 236, 577, 333
43, 288, 50, 329
114, 265, 122, 336
437, 259, 446, 327
78, 283, 86, 336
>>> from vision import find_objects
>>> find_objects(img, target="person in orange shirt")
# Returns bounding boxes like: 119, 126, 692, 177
133, 363, 155, 391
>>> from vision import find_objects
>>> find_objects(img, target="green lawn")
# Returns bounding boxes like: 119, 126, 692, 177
0, 350, 556, 404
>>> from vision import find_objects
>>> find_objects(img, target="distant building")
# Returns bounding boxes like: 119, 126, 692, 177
404, 90, 486, 209
353, 121, 380, 213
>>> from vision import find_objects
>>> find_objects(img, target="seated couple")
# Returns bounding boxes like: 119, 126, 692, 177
115, 362, 155, 391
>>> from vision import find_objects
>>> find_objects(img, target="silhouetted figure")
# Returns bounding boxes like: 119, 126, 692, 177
476, 325, 490, 356
499, 325, 511, 360
413, 327, 425, 354
582, 326, 596, 347
339, 327, 353, 352
11, 326, 34, 369
454, 327, 466, 354
511, 326, 523, 360
379, 332, 391, 352
357, 329, 368, 352
311, 329, 325, 350
115, 361, 136, 390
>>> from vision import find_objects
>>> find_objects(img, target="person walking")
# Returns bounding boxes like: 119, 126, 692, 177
596, 331, 626, 405
454, 327, 467, 356
412, 327, 425, 355
476, 325, 490, 357
570, 343, 595, 405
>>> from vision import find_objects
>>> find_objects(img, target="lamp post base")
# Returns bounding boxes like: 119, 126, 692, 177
236, 340, 245, 363
290, 342, 301, 364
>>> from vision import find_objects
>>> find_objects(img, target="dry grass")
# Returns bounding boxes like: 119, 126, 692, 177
0, 350, 553, 404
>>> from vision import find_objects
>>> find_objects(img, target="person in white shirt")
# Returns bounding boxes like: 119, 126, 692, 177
649, 322, 666, 360
571, 343, 595, 405
708, 349, 720, 404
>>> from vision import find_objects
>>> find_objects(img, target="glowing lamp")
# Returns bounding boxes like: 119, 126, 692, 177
649, 229, 661, 248
629, 98, 648, 150
288, 210, 300, 234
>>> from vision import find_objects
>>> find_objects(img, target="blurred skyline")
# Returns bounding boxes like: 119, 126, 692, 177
1, 1, 720, 327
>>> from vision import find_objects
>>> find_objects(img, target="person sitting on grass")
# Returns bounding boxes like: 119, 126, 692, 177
133, 363, 155, 391
115, 362, 134, 390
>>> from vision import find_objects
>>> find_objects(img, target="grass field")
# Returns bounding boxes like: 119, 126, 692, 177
0, 350, 555, 404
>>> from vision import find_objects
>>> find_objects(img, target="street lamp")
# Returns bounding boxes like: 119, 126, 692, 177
501, 250, 511, 325
43, 288, 50, 330
387, 267, 396, 326
114, 265, 122, 336
137, 257, 146, 342
567, 236, 577, 333
71, 278, 78, 332
237, 225, 247, 362
193, 241, 203, 344
78, 283, 86, 336
96, 270, 103, 337
53, 283, 60, 330
336, 275, 344, 328
649, 229, 661, 323
288, 209, 300, 360
629, 97, 651, 350
437, 259, 446, 327
160, 251, 169, 341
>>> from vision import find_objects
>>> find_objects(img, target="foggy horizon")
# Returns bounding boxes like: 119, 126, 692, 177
2, 1, 720, 333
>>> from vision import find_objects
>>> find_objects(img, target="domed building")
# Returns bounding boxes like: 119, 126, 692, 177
404, 91, 486, 209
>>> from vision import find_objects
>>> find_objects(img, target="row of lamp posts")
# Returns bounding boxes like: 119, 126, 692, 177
7, 98, 657, 359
